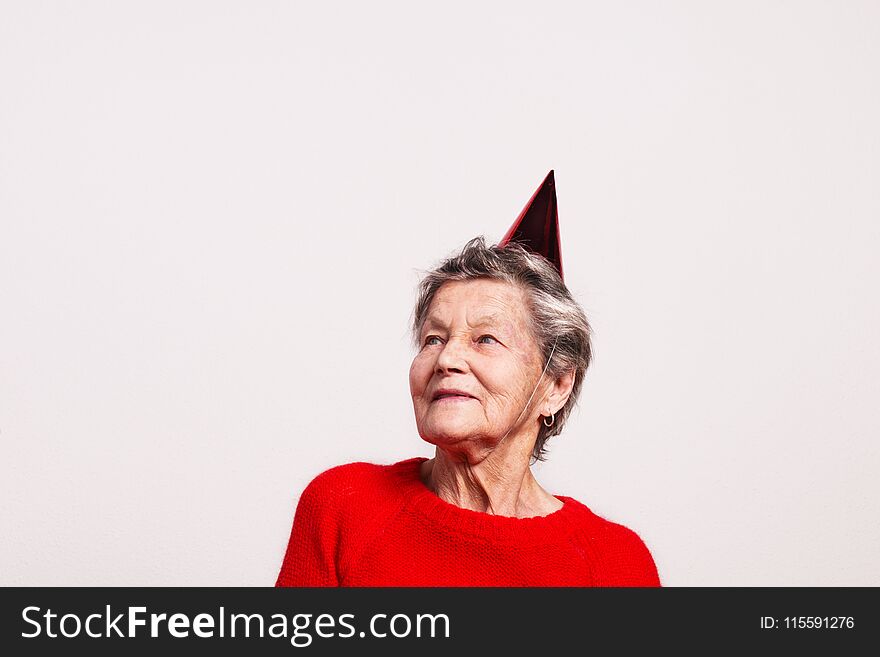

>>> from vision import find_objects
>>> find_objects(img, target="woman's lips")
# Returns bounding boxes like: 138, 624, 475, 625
433, 394, 474, 402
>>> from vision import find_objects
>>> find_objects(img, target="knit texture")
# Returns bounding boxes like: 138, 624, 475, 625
275, 457, 661, 587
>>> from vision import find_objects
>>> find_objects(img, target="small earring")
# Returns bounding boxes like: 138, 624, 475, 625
543, 412, 555, 428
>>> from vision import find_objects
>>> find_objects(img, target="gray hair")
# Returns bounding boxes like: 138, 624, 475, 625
411, 236, 593, 463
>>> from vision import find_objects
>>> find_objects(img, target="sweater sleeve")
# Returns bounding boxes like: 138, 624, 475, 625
595, 523, 662, 587
275, 471, 342, 587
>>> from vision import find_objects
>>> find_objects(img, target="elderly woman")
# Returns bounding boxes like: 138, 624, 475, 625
275, 172, 660, 587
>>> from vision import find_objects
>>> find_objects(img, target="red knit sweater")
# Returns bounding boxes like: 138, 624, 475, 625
275, 457, 661, 587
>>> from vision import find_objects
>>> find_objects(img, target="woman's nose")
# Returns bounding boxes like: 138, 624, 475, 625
435, 337, 469, 374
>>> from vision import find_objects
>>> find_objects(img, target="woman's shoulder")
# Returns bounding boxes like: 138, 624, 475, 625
560, 496, 649, 540
290, 458, 424, 573
303, 460, 384, 491
559, 496, 662, 586
297, 457, 423, 514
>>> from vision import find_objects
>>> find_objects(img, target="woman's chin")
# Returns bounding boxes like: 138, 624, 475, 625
418, 422, 480, 446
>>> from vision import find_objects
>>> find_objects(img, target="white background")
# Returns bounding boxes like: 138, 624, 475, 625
1, 1, 878, 586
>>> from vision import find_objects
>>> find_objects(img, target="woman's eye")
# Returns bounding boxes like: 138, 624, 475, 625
478, 335, 498, 344
424, 336, 442, 346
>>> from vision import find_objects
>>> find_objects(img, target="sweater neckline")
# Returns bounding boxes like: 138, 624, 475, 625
391, 456, 583, 545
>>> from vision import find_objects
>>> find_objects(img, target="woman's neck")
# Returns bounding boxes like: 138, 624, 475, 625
420, 443, 563, 518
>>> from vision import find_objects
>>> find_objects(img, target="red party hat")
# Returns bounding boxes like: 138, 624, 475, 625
498, 170, 563, 280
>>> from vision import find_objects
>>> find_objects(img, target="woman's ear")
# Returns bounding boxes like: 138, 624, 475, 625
548, 368, 575, 415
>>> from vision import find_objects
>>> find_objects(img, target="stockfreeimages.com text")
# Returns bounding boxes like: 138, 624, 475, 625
22, 606, 451, 647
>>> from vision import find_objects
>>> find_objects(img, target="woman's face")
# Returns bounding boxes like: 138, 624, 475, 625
409, 279, 548, 451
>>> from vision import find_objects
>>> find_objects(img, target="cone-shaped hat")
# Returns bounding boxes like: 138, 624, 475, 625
498, 170, 563, 280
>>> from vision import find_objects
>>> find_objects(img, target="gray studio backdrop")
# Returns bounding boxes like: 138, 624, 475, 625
1, 1, 878, 585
